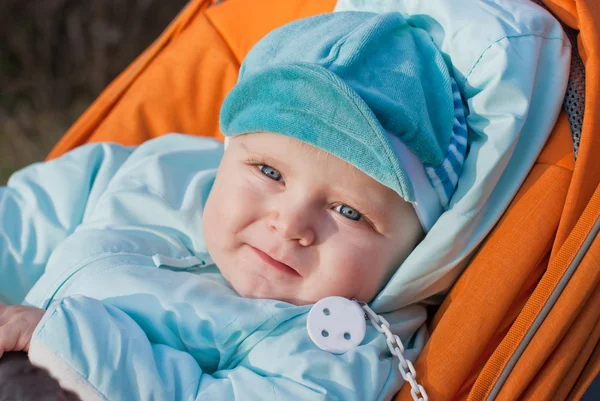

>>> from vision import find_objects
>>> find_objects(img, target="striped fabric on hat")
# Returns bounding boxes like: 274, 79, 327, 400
424, 79, 468, 207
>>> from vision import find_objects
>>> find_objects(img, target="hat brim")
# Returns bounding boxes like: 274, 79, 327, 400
220, 63, 414, 202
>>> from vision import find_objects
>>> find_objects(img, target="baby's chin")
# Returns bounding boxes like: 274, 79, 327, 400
220, 272, 312, 306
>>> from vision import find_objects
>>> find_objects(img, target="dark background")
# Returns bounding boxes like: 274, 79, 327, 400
0, 0, 190, 184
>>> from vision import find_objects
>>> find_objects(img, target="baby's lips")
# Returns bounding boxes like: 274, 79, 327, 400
249, 242, 302, 276
267, 252, 298, 274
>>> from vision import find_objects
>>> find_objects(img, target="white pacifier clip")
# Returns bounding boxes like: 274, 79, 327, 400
306, 296, 428, 401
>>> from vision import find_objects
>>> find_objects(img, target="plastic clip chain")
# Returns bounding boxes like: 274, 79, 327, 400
354, 300, 428, 401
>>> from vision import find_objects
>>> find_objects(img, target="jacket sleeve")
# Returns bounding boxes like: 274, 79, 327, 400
0, 144, 133, 304
28, 295, 403, 401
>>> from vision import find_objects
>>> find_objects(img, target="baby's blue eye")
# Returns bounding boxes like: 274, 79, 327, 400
259, 165, 282, 181
334, 204, 362, 221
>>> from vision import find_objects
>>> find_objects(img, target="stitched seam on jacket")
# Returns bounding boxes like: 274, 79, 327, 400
38, 252, 151, 308
463, 34, 571, 83
272, 384, 278, 401
68, 257, 156, 282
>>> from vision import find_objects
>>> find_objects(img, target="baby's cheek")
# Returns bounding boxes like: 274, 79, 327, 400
203, 183, 235, 245
207, 181, 242, 226
326, 242, 386, 299
205, 177, 265, 250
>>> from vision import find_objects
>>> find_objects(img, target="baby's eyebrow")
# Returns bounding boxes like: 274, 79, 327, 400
239, 141, 268, 157
238, 141, 266, 158
239, 141, 250, 152
239, 142, 293, 170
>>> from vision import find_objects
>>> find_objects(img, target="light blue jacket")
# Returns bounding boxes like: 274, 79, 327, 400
0, 1, 571, 398
2, 135, 422, 401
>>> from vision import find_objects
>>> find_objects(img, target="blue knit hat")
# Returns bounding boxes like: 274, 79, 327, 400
220, 12, 468, 231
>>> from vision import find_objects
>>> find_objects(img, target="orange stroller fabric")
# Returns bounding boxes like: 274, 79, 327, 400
396, 0, 600, 399
45, 0, 600, 399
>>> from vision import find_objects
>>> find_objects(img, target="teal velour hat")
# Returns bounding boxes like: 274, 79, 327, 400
220, 11, 468, 232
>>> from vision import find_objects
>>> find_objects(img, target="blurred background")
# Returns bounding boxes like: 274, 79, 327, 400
0, 0, 190, 184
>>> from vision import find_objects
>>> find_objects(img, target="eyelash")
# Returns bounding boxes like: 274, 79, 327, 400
245, 157, 374, 227
333, 203, 375, 227
247, 157, 284, 181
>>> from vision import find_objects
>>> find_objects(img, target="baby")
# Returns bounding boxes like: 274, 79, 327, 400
0, 11, 466, 401
204, 131, 424, 306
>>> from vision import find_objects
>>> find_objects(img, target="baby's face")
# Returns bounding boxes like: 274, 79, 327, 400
203, 132, 423, 305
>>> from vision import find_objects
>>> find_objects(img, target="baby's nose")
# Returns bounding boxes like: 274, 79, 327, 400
268, 201, 316, 246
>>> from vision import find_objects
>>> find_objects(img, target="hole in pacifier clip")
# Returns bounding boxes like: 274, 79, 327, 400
321, 330, 329, 337
323, 308, 330, 316
344, 332, 351, 340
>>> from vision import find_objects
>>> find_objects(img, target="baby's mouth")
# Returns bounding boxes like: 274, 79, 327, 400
248, 245, 301, 277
